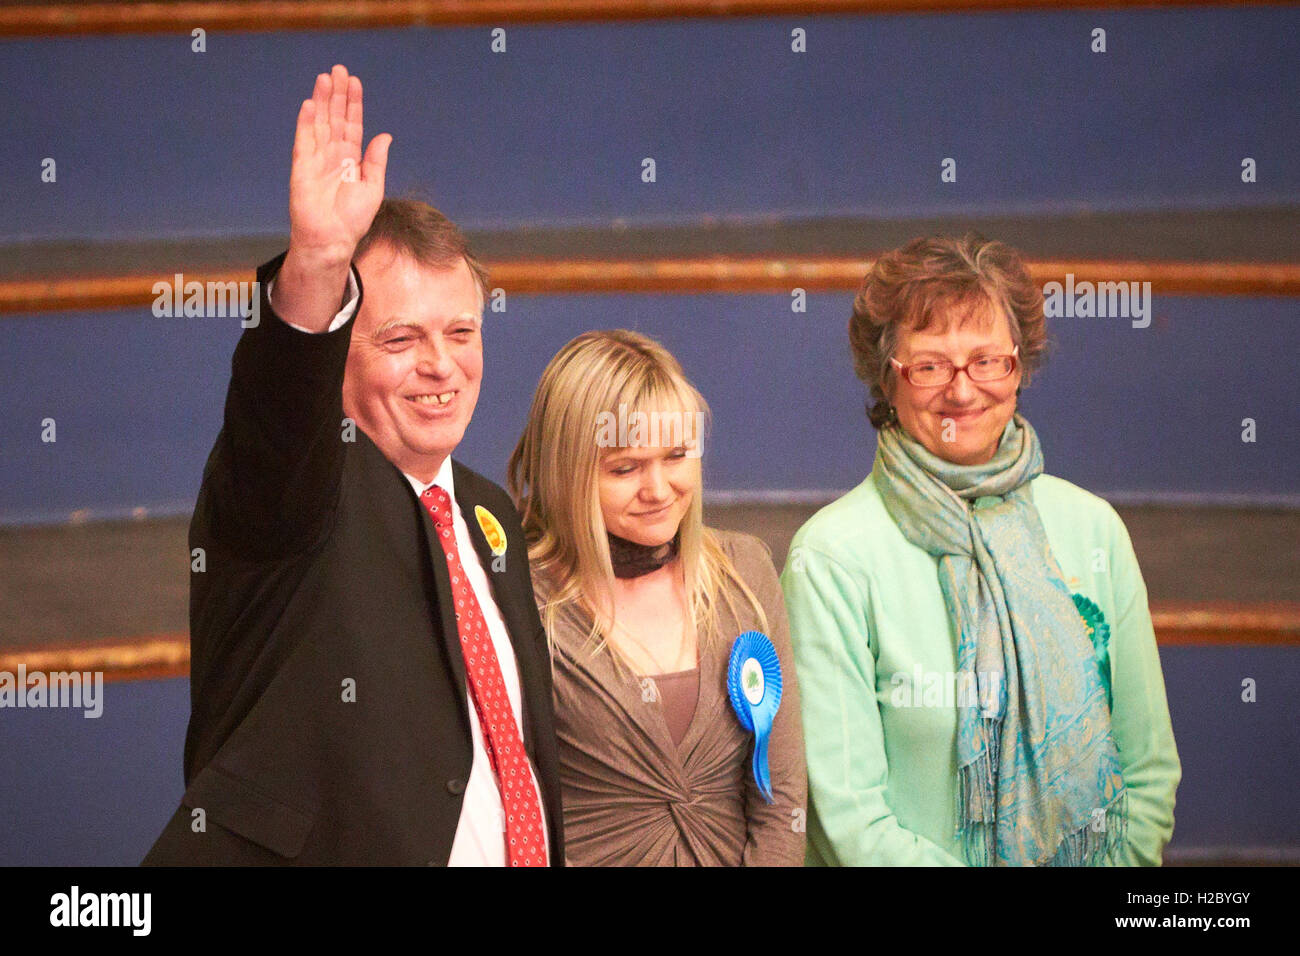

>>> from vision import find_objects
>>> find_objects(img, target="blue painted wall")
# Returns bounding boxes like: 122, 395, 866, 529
2, 292, 1296, 523
1, 7, 1297, 240
2, 7, 1299, 520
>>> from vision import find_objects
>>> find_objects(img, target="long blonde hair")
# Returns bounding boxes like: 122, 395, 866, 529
507, 330, 767, 670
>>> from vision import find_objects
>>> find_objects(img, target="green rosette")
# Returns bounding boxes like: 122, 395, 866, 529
1072, 592, 1113, 711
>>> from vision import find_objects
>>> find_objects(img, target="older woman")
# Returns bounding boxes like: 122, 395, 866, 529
782, 235, 1180, 866
509, 330, 805, 866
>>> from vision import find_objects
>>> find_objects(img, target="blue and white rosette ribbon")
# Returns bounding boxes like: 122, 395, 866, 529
727, 630, 783, 804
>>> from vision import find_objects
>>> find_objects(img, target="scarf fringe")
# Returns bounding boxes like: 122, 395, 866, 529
957, 718, 1001, 867
1046, 789, 1128, 867
958, 767, 1129, 867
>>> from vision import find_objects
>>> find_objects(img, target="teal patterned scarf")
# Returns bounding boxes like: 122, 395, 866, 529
873, 413, 1126, 866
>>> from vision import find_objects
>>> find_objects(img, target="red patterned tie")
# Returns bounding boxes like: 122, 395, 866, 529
421, 486, 547, 867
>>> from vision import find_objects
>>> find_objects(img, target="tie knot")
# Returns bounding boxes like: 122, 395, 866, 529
421, 484, 453, 525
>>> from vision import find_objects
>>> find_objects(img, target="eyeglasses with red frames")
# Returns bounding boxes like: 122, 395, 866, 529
890, 346, 1019, 387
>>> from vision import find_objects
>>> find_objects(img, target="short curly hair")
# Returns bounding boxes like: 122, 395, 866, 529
848, 233, 1047, 429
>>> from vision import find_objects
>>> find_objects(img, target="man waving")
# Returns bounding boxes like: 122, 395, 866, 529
144, 65, 562, 866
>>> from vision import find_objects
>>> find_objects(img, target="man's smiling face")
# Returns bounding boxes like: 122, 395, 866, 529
342, 242, 483, 484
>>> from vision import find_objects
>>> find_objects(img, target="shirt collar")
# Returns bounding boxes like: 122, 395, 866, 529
402, 456, 455, 505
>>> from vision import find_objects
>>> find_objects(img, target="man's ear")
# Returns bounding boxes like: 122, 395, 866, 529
340, 370, 358, 421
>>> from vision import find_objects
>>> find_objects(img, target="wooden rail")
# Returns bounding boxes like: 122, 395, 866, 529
0, 633, 191, 684
4, 257, 1299, 315
1, 1, 1282, 38
1149, 601, 1300, 647
2, 601, 1295, 683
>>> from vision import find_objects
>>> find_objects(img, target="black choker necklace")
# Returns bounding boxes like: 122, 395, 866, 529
608, 531, 680, 579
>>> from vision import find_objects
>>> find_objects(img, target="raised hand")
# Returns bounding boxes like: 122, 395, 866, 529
276, 65, 392, 331
289, 65, 391, 263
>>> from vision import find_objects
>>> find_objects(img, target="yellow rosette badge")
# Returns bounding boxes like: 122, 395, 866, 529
474, 506, 508, 556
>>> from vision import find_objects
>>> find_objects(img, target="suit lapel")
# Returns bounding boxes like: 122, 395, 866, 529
422, 505, 470, 702
353, 431, 471, 728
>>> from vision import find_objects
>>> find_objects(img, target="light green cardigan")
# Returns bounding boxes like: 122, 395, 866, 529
780, 471, 1181, 866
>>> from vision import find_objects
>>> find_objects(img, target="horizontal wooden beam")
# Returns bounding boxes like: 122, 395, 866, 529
499, 257, 1300, 295
0, 1, 1275, 38
3, 257, 1298, 315
1149, 601, 1300, 647
2, 602, 1295, 683
0, 633, 191, 685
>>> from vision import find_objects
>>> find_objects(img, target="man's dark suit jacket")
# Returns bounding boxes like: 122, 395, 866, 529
142, 251, 564, 865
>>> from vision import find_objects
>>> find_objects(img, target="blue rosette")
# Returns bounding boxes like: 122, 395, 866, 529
727, 630, 783, 803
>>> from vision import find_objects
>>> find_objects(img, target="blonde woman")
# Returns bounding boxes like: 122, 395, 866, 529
508, 330, 805, 866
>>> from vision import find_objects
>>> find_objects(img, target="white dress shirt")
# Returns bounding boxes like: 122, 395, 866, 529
267, 269, 360, 334
269, 274, 550, 866
402, 460, 550, 866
